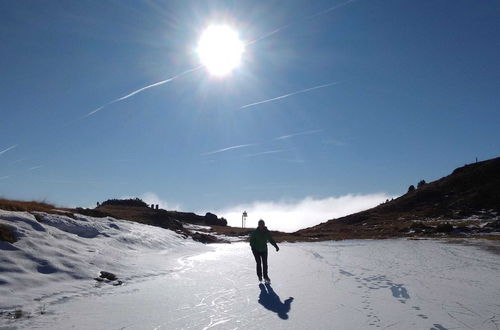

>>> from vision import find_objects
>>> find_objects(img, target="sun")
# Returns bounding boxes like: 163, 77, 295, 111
197, 25, 245, 77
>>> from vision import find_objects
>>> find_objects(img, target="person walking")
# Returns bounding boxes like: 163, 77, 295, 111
250, 219, 279, 283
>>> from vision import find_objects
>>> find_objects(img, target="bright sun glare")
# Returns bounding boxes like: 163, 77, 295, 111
197, 25, 244, 77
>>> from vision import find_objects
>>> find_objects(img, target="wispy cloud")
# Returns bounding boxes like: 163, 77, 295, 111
202, 143, 256, 156
28, 165, 43, 171
84, 66, 201, 118
0, 175, 11, 180
276, 129, 323, 140
215, 193, 392, 232
244, 149, 285, 157
240, 81, 342, 110
0, 144, 17, 156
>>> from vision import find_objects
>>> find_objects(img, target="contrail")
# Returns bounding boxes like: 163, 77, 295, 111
306, 0, 357, 20
248, 0, 357, 45
202, 143, 256, 156
0, 144, 17, 156
244, 149, 285, 157
276, 129, 323, 140
84, 66, 202, 118
246, 25, 290, 46
84, 1, 357, 118
240, 81, 342, 110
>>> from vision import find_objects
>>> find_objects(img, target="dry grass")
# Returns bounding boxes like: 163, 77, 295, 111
0, 198, 55, 213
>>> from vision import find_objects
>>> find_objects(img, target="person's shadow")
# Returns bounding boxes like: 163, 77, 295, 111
258, 283, 294, 320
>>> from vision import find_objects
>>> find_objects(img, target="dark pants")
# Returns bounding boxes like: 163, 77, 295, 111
252, 250, 268, 279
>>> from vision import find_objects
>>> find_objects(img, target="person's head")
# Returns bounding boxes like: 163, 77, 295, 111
258, 219, 265, 229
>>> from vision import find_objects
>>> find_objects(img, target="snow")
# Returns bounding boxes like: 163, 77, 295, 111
0, 210, 203, 311
2, 210, 500, 329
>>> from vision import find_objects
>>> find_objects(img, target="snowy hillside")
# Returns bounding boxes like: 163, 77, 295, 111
1, 210, 500, 329
0, 210, 205, 315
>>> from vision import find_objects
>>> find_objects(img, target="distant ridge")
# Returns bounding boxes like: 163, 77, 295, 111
298, 156, 500, 238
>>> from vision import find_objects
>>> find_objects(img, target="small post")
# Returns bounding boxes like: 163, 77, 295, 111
242, 211, 247, 228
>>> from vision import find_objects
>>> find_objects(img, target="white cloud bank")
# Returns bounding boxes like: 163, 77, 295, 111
215, 193, 393, 233
140, 192, 181, 211
120, 192, 180, 211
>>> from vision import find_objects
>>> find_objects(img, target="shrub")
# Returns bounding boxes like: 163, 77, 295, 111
407, 185, 416, 193
417, 180, 426, 188
100, 198, 148, 208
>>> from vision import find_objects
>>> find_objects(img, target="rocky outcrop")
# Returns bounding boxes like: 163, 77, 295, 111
0, 224, 16, 243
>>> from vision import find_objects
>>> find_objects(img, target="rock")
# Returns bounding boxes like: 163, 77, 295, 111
205, 212, 227, 226
0, 224, 16, 243
484, 220, 500, 231
191, 232, 225, 244
95, 271, 124, 286
74, 208, 110, 218
435, 223, 453, 233
99, 271, 117, 281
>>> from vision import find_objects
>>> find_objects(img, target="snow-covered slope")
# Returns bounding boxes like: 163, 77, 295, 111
2, 210, 500, 329
0, 210, 204, 313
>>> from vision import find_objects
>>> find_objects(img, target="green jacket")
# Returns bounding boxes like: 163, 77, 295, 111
250, 227, 278, 253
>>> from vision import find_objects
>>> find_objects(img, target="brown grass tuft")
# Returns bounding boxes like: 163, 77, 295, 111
0, 198, 55, 213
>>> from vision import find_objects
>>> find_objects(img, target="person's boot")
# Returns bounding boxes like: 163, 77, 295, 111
258, 275, 263, 282
264, 276, 271, 284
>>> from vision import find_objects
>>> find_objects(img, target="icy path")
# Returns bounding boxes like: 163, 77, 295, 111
9, 239, 500, 330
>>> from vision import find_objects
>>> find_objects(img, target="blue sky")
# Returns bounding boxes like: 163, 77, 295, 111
1, 1, 499, 228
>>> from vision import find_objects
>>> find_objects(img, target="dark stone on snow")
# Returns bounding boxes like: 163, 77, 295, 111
0, 224, 16, 243
99, 271, 117, 281
191, 232, 224, 244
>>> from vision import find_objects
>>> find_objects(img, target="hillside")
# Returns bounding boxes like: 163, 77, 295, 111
0, 198, 230, 244
297, 157, 500, 239
2, 157, 499, 243
93, 201, 229, 243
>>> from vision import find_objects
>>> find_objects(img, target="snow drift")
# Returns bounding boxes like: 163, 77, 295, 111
0, 210, 204, 311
